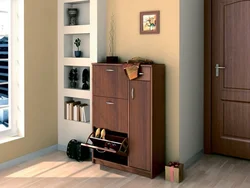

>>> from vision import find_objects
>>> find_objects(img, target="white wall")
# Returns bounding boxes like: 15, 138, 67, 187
179, 0, 204, 164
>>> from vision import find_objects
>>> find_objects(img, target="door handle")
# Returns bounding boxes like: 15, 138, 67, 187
106, 101, 114, 105
215, 64, 225, 77
106, 69, 114, 72
131, 88, 134, 99
139, 72, 144, 76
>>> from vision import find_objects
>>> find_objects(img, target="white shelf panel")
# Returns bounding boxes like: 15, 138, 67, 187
64, 25, 90, 34
64, 88, 91, 99
63, 0, 89, 3
63, 119, 90, 126
64, 57, 91, 66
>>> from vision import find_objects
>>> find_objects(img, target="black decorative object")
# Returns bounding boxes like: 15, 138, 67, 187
68, 8, 78, 25
69, 68, 78, 88
82, 69, 89, 90
107, 56, 118, 63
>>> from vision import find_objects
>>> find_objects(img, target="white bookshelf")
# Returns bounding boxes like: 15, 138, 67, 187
58, 0, 106, 147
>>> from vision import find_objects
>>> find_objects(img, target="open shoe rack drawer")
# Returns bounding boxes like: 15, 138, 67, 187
82, 132, 129, 156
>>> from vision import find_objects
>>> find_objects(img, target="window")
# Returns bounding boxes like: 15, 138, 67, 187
0, 0, 24, 139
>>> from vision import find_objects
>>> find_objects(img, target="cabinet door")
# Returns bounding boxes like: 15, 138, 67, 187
129, 81, 151, 171
93, 65, 128, 99
93, 96, 128, 133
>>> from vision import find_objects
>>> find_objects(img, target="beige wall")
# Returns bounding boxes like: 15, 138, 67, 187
0, 0, 58, 163
107, 0, 180, 161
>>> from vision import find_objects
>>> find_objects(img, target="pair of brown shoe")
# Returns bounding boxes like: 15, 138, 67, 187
95, 128, 106, 139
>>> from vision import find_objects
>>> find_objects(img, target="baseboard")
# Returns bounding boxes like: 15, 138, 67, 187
184, 149, 204, 169
0, 145, 58, 171
57, 144, 67, 152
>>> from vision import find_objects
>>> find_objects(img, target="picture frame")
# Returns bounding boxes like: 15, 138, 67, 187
140, 10, 160, 34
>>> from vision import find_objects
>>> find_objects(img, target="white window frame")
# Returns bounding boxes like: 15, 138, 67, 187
0, 0, 24, 139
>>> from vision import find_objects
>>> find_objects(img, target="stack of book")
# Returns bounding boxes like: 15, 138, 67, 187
65, 101, 90, 122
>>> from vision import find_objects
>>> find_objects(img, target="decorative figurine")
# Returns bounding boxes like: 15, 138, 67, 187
68, 8, 78, 25
82, 69, 89, 90
68, 68, 78, 88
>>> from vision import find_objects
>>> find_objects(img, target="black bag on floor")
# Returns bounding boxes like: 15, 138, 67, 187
66, 139, 90, 161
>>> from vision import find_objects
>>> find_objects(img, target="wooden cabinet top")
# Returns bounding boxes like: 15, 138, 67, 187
92, 63, 165, 68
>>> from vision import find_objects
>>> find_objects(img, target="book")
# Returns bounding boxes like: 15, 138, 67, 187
80, 104, 90, 122
65, 100, 74, 120
73, 104, 80, 121
72, 101, 81, 121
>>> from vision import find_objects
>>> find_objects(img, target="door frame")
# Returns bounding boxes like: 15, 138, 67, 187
204, 0, 212, 154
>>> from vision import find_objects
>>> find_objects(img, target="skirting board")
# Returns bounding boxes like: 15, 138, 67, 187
184, 149, 204, 169
58, 144, 67, 152
0, 145, 58, 171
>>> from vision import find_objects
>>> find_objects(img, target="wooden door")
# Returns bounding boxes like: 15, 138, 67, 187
212, 0, 250, 159
129, 81, 151, 171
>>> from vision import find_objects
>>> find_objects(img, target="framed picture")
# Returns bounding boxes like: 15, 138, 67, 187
140, 10, 160, 34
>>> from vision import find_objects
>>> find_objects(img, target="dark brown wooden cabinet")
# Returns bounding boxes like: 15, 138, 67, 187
89, 63, 165, 178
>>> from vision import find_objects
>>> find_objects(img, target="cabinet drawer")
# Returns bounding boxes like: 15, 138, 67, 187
93, 65, 128, 99
136, 66, 151, 81
93, 96, 128, 133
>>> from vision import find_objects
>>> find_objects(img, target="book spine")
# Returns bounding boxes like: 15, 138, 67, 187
66, 103, 70, 120
73, 105, 77, 121
80, 106, 84, 122
77, 105, 80, 121
83, 106, 86, 122
69, 103, 73, 120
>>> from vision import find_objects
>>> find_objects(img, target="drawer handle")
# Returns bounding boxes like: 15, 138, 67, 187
106, 101, 114, 105
106, 69, 114, 72
131, 88, 134, 99
139, 72, 144, 75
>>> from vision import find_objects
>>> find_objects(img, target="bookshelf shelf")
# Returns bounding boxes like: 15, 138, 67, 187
64, 88, 91, 99
64, 119, 90, 124
63, 57, 91, 67
64, 25, 90, 34
63, 0, 89, 3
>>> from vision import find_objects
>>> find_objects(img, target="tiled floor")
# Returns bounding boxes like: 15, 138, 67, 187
0, 151, 250, 187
